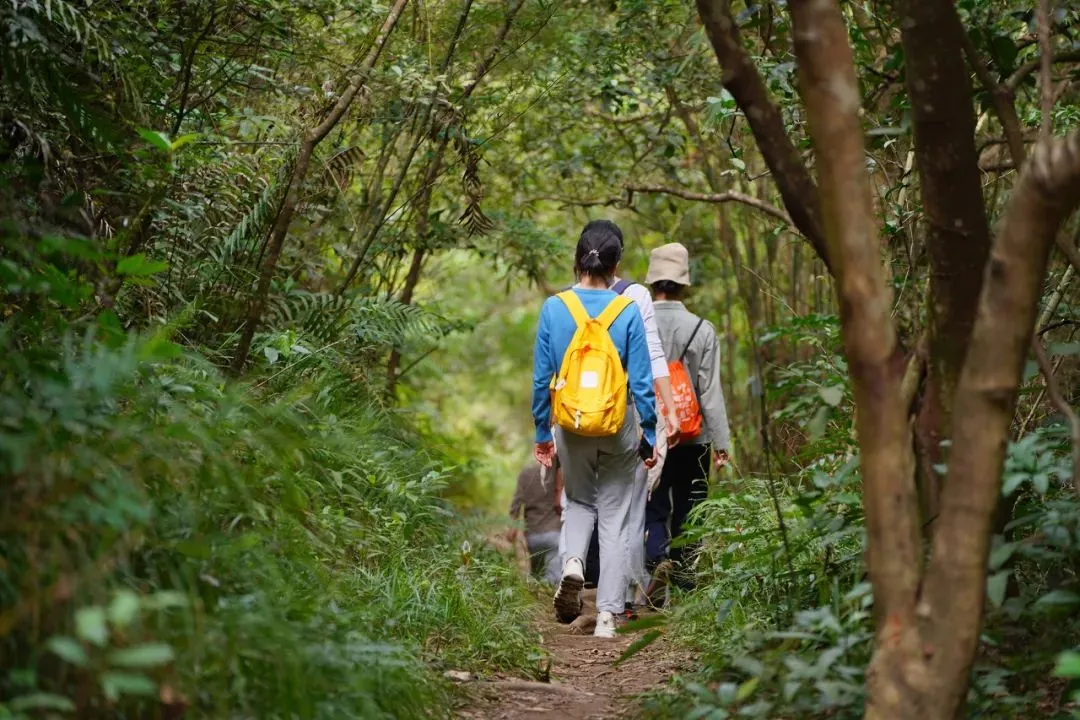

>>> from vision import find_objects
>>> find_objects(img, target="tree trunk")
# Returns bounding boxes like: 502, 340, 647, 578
695, 0, 830, 270
897, 0, 993, 526
229, 0, 410, 374
914, 132, 1080, 717
791, 0, 1080, 714
788, 0, 923, 713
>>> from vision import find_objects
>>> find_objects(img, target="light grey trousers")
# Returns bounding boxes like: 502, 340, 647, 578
554, 413, 639, 614
626, 462, 649, 601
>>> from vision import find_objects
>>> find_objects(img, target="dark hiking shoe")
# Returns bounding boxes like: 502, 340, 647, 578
554, 557, 585, 623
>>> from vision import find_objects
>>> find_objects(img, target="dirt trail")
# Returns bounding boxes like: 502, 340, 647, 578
457, 590, 692, 719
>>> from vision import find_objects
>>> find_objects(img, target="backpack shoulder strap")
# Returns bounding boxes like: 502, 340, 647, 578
556, 290, 590, 328
680, 318, 706, 361
611, 279, 634, 295
596, 294, 634, 330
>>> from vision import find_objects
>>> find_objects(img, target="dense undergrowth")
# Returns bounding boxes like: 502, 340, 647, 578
639, 315, 1080, 719
0, 315, 539, 718
0, 1, 552, 716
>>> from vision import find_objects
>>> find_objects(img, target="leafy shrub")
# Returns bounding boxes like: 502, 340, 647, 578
0, 322, 539, 718
651, 315, 1080, 719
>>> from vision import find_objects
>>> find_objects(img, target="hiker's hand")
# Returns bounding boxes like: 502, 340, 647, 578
644, 445, 659, 469
665, 410, 681, 447
554, 497, 563, 516
535, 441, 555, 467
714, 450, 730, 470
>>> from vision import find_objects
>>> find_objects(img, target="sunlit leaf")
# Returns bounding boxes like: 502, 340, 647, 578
107, 590, 140, 628
46, 636, 88, 667
988, 539, 1016, 570
116, 253, 168, 277
1054, 650, 1080, 678
818, 385, 843, 407
614, 630, 662, 667
736, 676, 759, 701
9, 693, 76, 712
170, 133, 199, 151
986, 570, 1011, 609
101, 671, 157, 701
75, 606, 108, 647
109, 643, 175, 668
137, 129, 171, 151
1035, 589, 1080, 609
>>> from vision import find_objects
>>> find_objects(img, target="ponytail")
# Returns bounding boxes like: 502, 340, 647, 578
574, 220, 623, 281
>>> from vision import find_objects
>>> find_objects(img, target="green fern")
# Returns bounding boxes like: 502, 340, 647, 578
213, 178, 282, 268
262, 290, 451, 349
8, 0, 112, 63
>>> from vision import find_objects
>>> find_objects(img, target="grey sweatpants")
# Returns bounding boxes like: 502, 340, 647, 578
625, 462, 650, 601
626, 406, 665, 603
554, 413, 639, 614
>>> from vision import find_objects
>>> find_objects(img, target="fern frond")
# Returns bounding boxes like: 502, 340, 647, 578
10, 0, 113, 63
214, 179, 279, 267
454, 127, 493, 237
323, 146, 365, 192
263, 290, 450, 349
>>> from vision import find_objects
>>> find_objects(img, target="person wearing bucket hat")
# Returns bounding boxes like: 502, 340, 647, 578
642, 242, 731, 601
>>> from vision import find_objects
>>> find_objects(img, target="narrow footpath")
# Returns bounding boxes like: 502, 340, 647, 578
457, 590, 692, 719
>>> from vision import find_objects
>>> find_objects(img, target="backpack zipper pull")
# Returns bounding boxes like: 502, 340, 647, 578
575, 410, 581, 429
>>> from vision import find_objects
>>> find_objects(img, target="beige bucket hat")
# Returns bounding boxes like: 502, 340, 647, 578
645, 242, 691, 286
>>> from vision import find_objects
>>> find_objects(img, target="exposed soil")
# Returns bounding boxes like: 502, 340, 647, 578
456, 590, 693, 719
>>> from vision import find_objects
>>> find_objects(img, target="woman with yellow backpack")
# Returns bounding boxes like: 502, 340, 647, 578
532, 222, 658, 638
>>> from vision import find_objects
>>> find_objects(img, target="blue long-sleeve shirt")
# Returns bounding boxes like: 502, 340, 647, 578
532, 288, 657, 447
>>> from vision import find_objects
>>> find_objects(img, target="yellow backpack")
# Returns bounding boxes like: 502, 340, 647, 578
550, 290, 634, 437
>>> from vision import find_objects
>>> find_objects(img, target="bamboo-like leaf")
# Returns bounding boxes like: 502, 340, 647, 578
614, 629, 662, 667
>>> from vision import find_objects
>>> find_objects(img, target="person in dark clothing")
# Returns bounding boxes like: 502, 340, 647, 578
643, 243, 731, 597
510, 462, 562, 584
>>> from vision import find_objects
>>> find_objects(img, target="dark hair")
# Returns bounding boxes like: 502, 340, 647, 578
651, 280, 686, 298
575, 220, 623, 281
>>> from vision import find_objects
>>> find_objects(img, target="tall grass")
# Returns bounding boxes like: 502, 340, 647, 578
0, 325, 539, 718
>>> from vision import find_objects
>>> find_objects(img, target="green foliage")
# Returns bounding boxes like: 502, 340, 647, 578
0, 321, 539, 718
646, 313, 1080, 719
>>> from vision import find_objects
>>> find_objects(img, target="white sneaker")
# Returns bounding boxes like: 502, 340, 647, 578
553, 557, 584, 623
594, 611, 617, 639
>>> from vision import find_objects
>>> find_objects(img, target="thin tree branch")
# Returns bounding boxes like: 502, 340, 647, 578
1038, 0, 1054, 141
625, 183, 795, 227
583, 107, 661, 124
1055, 233, 1080, 275
1008, 50, 1080, 92
1039, 319, 1080, 335
1039, 264, 1077, 329
530, 194, 628, 209
695, 0, 830, 269
957, 18, 1027, 166
230, 0, 410, 374
1032, 337, 1080, 497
